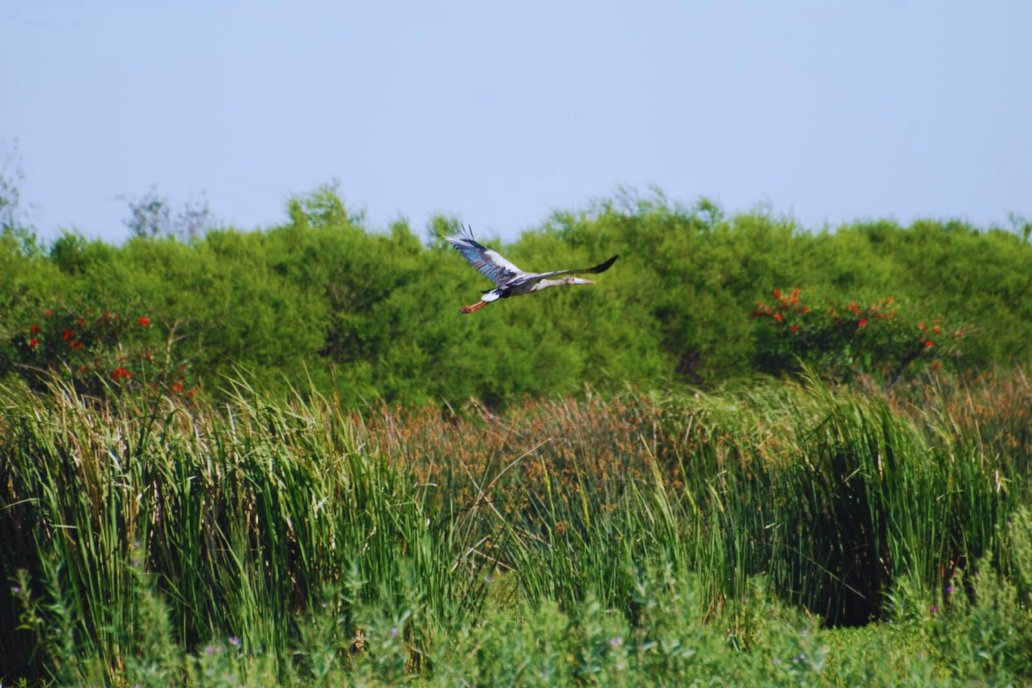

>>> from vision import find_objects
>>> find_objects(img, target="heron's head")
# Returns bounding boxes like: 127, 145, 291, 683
562, 276, 594, 286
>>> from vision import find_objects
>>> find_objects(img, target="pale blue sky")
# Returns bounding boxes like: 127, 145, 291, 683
2, 1, 1030, 243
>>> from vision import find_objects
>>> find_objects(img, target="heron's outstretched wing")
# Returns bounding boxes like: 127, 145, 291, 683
533, 255, 620, 281
445, 226, 526, 286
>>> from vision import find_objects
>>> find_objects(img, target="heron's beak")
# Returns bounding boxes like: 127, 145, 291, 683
574, 278, 594, 285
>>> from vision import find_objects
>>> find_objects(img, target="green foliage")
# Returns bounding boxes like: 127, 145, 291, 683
751, 289, 961, 381
3, 302, 186, 396
924, 508, 1032, 683
4, 166, 1032, 683
1, 373, 1029, 685
0, 380, 475, 685
2, 188, 1031, 405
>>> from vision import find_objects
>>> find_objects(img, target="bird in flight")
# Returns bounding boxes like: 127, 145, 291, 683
446, 225, 619, 314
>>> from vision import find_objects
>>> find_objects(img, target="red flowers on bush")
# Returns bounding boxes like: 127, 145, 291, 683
8, 305, 194, 400
752, 287, 964, 382
111, 367, 133, 381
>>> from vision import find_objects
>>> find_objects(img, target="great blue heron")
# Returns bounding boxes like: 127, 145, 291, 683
446, 226, 619, 314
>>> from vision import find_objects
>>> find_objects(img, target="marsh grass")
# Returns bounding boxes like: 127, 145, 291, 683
0, 378, 484, 684
1, 371, 1029, 685
364, 374, 1017, 626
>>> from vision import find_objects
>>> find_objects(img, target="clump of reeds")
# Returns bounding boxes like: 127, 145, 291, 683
0, 378, 483, 684
1, 370, 1029, 684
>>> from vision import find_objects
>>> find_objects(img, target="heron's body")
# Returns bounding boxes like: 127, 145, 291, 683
446, 226, 618, 313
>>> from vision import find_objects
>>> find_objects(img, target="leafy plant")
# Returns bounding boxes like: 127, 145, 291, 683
4, 303, 192, 397
752, 288, 967, 382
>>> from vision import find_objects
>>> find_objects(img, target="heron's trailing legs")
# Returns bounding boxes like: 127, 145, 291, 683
460, 300, 488, 314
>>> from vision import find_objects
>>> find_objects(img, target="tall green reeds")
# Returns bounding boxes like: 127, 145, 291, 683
0, 379, 480, 684
364, 375, 1016, 627
1, 370, 1028, 683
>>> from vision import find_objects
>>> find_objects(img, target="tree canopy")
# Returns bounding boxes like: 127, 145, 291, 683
2, 190, 1030, 405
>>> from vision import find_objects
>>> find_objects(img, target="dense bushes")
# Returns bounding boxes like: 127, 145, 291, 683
2, 191, 1030, 405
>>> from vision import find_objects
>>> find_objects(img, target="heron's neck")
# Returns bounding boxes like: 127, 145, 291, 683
530, 279, 564, 292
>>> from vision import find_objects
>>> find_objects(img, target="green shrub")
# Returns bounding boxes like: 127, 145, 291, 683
751, 288, 966, 382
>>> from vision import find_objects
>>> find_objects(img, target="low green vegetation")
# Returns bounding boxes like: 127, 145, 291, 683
1, 371, 1029, 685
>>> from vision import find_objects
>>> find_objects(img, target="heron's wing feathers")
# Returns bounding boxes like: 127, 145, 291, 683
534, 255, 620, 280
446, 230, 526, 286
